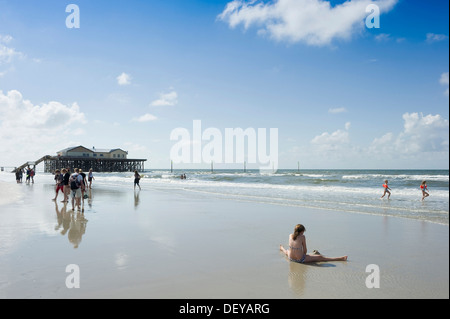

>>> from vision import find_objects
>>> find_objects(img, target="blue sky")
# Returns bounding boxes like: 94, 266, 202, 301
0, 0, 448, 169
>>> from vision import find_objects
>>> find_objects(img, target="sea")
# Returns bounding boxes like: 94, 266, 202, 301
1, 169, 448, 225
94, 169, 448, 225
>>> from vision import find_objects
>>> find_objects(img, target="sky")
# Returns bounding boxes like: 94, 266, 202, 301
0, 0, 448, 170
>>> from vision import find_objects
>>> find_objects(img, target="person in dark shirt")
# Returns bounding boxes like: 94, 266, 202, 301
79, 169, 87, 199
62, 168, 71, 203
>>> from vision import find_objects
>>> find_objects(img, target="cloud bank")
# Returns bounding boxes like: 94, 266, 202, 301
0, 90, 86, 166
218, 0, 398, 46
304, 112, 449, 168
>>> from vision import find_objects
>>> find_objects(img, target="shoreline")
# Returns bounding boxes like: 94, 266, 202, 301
0, 177, 448, 299
180, 186, 450, 226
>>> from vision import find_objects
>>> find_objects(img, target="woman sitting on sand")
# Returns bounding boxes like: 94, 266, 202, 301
280, 224, 348, 263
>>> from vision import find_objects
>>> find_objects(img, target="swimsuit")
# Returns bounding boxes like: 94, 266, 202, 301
289, 255, 306, 263
288, 246, 306, 263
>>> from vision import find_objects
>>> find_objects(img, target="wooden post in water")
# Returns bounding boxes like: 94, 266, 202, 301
171, 160, 173, 173
211, 161, 213, 173
244, 161, 246, 173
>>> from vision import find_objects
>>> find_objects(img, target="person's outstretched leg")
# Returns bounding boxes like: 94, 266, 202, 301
304, 254, 347, 263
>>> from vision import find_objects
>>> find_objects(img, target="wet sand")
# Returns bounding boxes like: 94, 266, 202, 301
0, 177, 448, 299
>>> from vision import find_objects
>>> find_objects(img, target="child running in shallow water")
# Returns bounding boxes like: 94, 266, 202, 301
279, 224, 348, 263
420, 180, 429, 201
381, 180, 391, 199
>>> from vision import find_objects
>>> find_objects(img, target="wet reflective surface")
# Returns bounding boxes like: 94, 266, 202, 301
0, 173, 448, 298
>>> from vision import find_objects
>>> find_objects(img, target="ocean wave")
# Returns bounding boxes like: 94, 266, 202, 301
1, 170, 447, 224
342, 174, 449, 182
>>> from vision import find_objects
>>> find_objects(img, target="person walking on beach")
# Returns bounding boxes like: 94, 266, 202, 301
15, 168, 21, 183
79, 169, 87, 199
88, 168, 94, 189
62, 168, 70, 203
381, 180, 391, 199
420, 180, 430, 201
30, 165, 35, 183
69, 168, 83, 211
25, 166, 31, 184
53, 169, 64, 201
279, 224, 348, 263
134, 170, 141, 190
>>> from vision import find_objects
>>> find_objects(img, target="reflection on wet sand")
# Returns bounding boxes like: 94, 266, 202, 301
287, 259, 307, 296
87, 189, 93, 208
68, 211, 88, 248
134, 189, 140, 208
54, 198, 88, 249
285, 257, 337, 296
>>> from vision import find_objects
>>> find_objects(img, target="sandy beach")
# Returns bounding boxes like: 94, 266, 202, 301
0, 174, 448, 299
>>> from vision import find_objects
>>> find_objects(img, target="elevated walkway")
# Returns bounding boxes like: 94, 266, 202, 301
12, 155, 52, 172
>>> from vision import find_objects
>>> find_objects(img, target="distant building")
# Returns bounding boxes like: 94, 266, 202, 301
14, 146, 146, 173
57, 146, 129, 159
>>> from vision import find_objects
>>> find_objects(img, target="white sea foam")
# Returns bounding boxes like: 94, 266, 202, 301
342, 174, 449, 182
3, 169, 446, 224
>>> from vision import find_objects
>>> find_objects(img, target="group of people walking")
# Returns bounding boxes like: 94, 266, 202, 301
53, 167, 95, 211
381, 179, 430, 201
15, 165, 36, 184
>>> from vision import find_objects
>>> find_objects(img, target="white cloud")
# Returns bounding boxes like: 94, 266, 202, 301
426, 33, 449, 43
375, 33, 391, 42
117, 72, 131, 86
298, 113, 448, 168
0, 34, 23, 64
399, 113, 448, 153
0, 35, 24, 77
311, 122, 351, 151
0, 90, 87, 166
150, 90, 178, 106
375, 33, 407, 43
0, 43, 22, 64
218, 0, 398, 46
344, 122, 351, 130
440, 72, 449, 97
328, 107, 347, 114
369, 112, 449, 157
0, 34, 13, 44
133, 113, 158, 122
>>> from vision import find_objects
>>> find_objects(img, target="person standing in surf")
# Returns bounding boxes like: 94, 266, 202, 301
134, 170, 141, 190
420, 180, 429, 201
381, 180, 391, 199
88, 168, 94, 189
